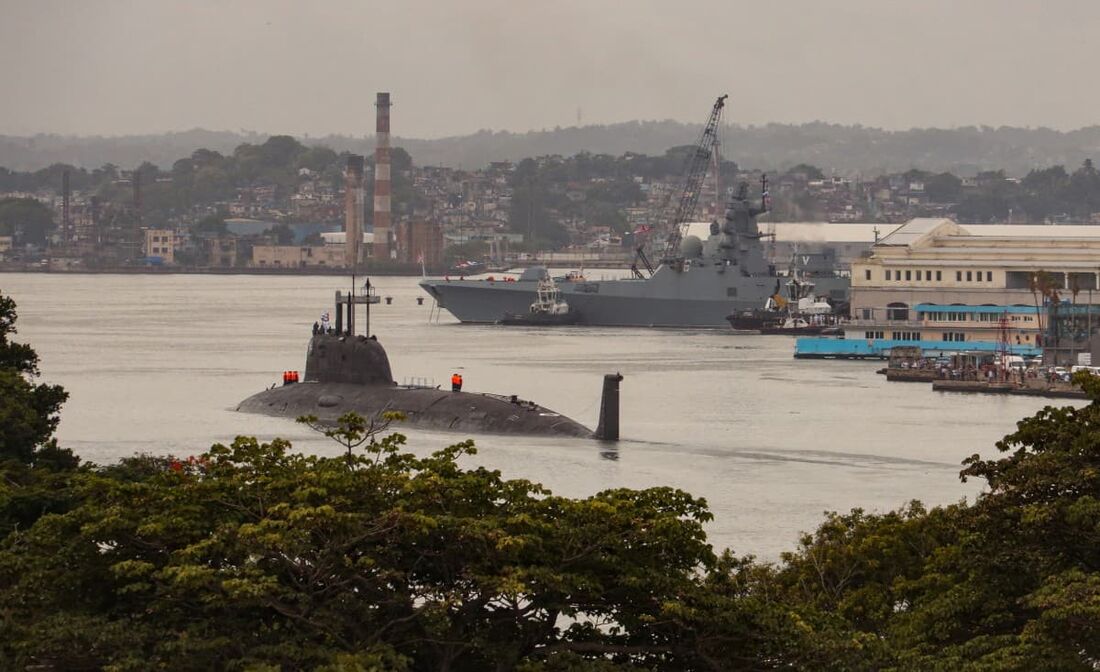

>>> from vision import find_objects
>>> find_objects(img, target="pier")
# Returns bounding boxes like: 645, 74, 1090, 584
931, 379, 1087, 399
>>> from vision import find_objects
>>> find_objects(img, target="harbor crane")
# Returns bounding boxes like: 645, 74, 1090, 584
632, 94, 728, 278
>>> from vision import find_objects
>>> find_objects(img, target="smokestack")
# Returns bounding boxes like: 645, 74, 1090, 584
61, 170, 70, 244
373, 92, 392, 261
133, 170, 142, 227
344, 155, 365, 267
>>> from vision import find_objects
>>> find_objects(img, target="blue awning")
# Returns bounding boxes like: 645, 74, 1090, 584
794, 337, 1041, 359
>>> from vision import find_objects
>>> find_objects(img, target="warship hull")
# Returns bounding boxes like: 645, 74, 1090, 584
421, 266, 849, 328
499, 310, 581, 326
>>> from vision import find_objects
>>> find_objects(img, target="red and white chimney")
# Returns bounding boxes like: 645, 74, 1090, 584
373, 92, 392, 260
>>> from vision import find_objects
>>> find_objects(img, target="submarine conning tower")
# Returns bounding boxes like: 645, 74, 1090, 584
304, 334, 395, 386
303, 282, 393, 386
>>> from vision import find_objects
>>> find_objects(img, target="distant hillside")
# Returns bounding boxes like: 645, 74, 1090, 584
6, 122, 1100, 176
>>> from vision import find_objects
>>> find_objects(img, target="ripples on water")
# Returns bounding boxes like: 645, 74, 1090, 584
1, 273, 1065, 558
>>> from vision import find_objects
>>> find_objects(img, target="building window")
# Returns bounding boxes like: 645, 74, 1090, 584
942, 332, 965, 342
865, 330, 884, 339
886, 302, 909, 321
915, 270, 922, 281
956, 271, 962, 281
966, 271, 972, 282
986, 271, 993, 281
860, 308, 873, 320
905, 270, 912, 281
936, 271, 942, 281
885, 269, 892, 281
865, 269, 871, 281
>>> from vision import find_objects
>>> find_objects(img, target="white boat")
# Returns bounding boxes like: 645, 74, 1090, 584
499, 277, 580, 326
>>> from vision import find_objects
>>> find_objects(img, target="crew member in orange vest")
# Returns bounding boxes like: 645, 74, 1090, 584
451, 372, 463, 392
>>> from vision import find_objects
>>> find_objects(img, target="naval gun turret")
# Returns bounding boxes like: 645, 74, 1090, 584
238, 284, 619, 440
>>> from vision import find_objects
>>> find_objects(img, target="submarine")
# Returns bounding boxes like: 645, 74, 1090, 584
238, 285, 622, 440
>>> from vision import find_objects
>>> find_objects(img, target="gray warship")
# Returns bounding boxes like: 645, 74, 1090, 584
419, 183, 850, 328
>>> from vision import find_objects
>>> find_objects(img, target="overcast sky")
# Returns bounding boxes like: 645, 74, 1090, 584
3, 0, 1099, 138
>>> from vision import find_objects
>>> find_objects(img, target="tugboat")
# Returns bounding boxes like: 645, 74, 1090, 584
500, 277, 581, 326
728, 275, 841, 335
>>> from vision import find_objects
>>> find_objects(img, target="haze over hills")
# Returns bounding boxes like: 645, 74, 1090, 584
5, 122, 1100, 177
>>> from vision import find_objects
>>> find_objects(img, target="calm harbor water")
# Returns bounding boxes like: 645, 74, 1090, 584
1, 273, 1064, 558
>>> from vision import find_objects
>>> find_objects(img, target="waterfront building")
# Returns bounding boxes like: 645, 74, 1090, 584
143, 229, 176, 264
203, 237, 238, 268
251, 245, 344, 269
847, 303, 1042, 345
798, 218, 1100, 358
850, 217, 1100, 329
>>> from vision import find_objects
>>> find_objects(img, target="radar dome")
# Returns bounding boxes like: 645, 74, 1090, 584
680, 235, 704, 258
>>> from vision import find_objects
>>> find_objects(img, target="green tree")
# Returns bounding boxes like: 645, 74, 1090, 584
265, 223, 295, 245
443, 239, 488, 266
924, 172, 963, 203
0, 292, 76, 546
0, 197, 55, 247
296, 145, 339, 173
192, 214, 228, 236
509, 159, 570, 248
0, 415, 716, 670
768, 376, 1100, 669
0, 293, 68, 465
787, 163, 826, 180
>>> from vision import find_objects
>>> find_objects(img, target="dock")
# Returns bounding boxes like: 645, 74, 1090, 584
885, 368, 938, 382
931, 379, 1087, 399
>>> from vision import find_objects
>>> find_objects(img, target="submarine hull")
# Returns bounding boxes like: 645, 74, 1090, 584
238, 382, 593, 439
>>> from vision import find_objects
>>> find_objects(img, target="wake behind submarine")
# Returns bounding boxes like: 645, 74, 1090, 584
237, 284, 623, 440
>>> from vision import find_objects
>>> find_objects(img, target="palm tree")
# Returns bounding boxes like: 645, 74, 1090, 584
1030, 270, 1060, 346
1030, 271, 1046, 336
1070, 274, 1081, 362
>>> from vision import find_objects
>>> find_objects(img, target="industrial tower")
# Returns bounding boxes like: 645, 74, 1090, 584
373, 92, 392, 261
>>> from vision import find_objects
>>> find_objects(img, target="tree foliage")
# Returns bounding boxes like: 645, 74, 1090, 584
0, 197, 55, 246
0, 422, 725, 670
0, 293, 68, 465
